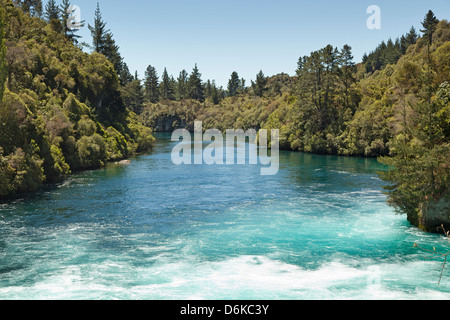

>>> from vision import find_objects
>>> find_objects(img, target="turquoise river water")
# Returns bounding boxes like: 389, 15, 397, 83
0, 133, 449, 300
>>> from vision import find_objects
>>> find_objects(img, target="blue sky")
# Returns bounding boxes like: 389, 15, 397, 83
70, 0, 450, 87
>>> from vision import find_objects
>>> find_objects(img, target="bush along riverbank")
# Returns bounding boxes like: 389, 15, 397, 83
0, 1, 155, 198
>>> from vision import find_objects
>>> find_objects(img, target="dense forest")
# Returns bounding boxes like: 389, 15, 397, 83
0, 0, 155, 198
0, 1, 448, 232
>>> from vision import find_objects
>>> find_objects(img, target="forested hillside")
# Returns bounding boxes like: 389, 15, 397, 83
0, 0, 155, 198
138, 11, 449, 232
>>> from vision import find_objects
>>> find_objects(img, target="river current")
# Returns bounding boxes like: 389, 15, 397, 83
0, 134, 449, 299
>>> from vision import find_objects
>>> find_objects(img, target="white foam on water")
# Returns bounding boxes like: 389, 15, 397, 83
2, 254, 447, 300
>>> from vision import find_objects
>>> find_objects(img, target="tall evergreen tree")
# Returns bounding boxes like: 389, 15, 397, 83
187, 64, 205, 102
340, 45, 356, 109
211, 80, 220, 105
227, 71, 240, 97
44, 0, 58, 21
176, 69, 188, 100
87, 2, 126, 80
293, 45, 343, 153
88, 2, 108, 53
119, 62, 134, 86
121, 78, 144, 115
205, 79, 212, 98
102, 32, 123, 74
144, 65, 159, 103
160, 67, 175, 101
405, 26, 418, 46
421, 10, 439, 46
44, 0, 62, 33
169, 76, 177, 100
239, 78, 246, 94
252, 70, 267, 98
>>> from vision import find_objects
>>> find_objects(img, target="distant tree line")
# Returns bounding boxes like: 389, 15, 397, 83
363, 26, 419, 73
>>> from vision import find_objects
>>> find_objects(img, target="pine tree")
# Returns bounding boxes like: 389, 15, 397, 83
211, 80, 220, 105
252, 70, 267, 98
239, 78, 246, 94
121, 78, 144, 115
406, 26, 418, 46
169, 76, 177, 100
293, 45, 344, 153
227, 71, 240, 97
176, 69, 188, 100
421, 10, 439, 46
119, 62, 134, 86
102, 32, 123, 75
88, 2, 109, 53
44, 0, 58, 21
45, 0, 62, 33
144, 65, 159, 103
205, 80, 212, 98
86, 2, 126, 79
160, 67, 175, 101
340, 45, 356, 109
187, 64, 205, 102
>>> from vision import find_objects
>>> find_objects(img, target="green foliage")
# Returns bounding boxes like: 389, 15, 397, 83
378, 26, 450, 230
144, 65, 159, 103
120, 79, 144, 115
363, 27, 418, 73
14, 0, 42, 17
76, 133, 106, 169
104, 126, 127, 161
88, 2, 107, 53
0, 147, 14, 196
421, 10, 439, 46
0, 4, 6, 102
44, 0, 58, 22
7, 140, 44, 194
139, 14, 449, 231
187, 64, 204, 102
227, 71, 240, 97
76, 115, 97, 137
176, 69, 188, 101
62, 93, 90, 122
0, 0, 154, 197
160, 67, 175, 101
252, 70, 267, 98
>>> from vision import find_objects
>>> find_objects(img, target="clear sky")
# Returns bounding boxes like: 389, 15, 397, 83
69, 0, 450, 88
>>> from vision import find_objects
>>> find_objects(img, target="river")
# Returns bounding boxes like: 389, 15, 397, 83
0, 133, 449, 299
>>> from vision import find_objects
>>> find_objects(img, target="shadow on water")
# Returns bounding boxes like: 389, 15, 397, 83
0, 164, 129, 205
